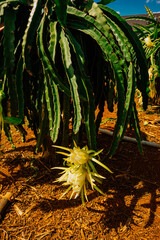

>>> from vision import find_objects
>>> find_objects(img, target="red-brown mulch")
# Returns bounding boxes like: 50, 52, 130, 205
0, 103, 160, 239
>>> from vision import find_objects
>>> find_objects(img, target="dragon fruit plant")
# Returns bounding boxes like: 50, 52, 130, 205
0, 0, 149, 157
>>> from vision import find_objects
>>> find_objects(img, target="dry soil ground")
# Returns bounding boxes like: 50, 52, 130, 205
0, 102, 160, 239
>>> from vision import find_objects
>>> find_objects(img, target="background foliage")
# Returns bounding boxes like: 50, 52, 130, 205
126, 6, 160, 104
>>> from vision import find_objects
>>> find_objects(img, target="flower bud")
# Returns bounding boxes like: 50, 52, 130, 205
144, 36, 154, 48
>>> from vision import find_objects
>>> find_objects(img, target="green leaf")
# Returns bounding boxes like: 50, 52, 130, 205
37, 18, 71, 96
4, 116, 22, 125
16, 57, 24, 121
49, 21, 58, 62
66, 30, 97, 150
22, 0, 44, 72
146, 42, 160, 59
107, 62, 135, 158
83, 0, 93, 12
97, 0, 116, 5
99, 5, 149, 110
67, 5, 128, 151
131, 103, 143, 154
102, 13, 132, 62
132, 23, 152, 34
145, 6, 155, 20
125, 16, 157, 25
37, 17, 61, 143
3, 6, 16, 76
44, 73, 61, 142
82, 77, 97, 150
35, 95, 48, 153
54, 0, 68, 27
3, 5, 18, 115
59, 28, 82, 134
3, 123, 15, 148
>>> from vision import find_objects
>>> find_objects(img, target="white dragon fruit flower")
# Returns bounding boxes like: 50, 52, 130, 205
69, 146, 90, 164
52, 142, 112, 204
